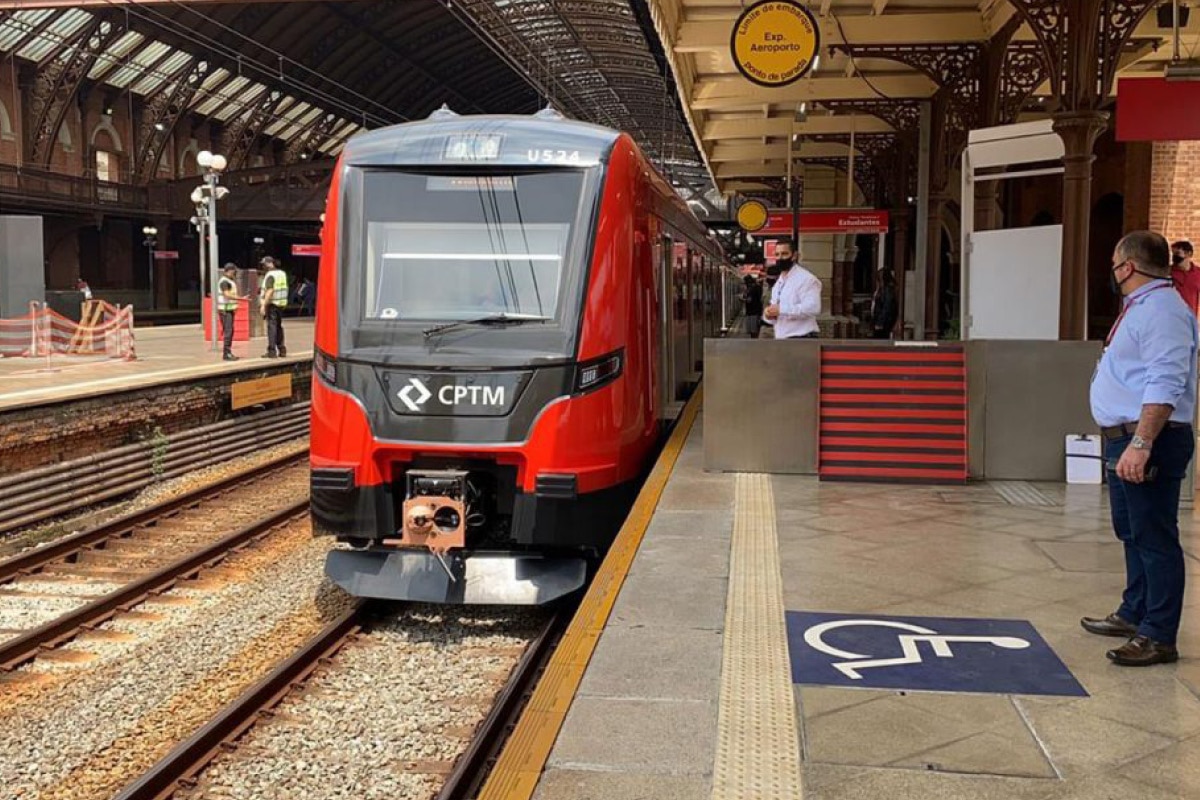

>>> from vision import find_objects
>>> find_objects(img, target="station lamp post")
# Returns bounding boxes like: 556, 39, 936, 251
141, 225, 158, 310
191, 150, 229, 351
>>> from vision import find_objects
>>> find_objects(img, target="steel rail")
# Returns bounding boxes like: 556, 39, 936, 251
436, 610, 568, 800
114, 600, 368, 800
0, 450, 306, 584
114, 609, 567, 800
0, 500, 309, 671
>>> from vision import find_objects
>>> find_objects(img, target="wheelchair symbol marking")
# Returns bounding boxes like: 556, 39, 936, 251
803, 619, 1032, 680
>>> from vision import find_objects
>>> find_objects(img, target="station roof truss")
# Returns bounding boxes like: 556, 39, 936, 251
643, 0, 1196, 201
448, 0, 716, 205
0, 1, 540, 181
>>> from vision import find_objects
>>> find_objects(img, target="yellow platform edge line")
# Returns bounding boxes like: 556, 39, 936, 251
478, 386, 703, 800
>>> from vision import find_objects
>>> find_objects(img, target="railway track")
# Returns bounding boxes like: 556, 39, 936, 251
0, 452, 308, 671
116, 605, 568, 800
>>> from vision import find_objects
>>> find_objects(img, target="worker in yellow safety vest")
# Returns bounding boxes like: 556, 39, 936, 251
218, 263, 242, 361
258, 255, 288, 358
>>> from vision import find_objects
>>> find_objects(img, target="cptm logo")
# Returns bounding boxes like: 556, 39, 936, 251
397, 378, 506, 412
397, 378, 432, 412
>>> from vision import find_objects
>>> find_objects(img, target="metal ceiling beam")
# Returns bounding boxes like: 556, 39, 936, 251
703, 114, 892, 140
675, 13, 990, 52
692, 75, 936, 109
710, 141, 862, 162
0, 0, 341, 7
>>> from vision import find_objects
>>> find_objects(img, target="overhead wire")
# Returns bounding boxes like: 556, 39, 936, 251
830, 11, 896, 102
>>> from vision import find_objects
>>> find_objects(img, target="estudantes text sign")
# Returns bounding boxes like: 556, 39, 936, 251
731, 1, 820, 87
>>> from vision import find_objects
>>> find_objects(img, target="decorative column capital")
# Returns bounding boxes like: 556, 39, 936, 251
1052, 110, 1110, 167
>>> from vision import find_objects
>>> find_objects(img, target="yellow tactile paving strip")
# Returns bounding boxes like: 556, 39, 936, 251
712, 474, 804, 800
478, 387, 702, 800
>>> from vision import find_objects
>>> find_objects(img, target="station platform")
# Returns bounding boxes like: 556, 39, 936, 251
0, 321, 314, 411
515, 397, 1200, 800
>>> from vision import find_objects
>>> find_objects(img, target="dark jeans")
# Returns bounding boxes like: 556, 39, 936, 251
1105, 426, 1194, 644
266, 304, 285, 355
871, 327, 892, 340
744, 314, 762, 339
219, 309, 235, 354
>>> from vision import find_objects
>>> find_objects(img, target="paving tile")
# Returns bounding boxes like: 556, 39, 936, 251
631, 526, 730, 580
913, 585, 1049, 617
1015, 701, 1174, 773
1031, 773, 1185, 800
796, 685, 893, 719
608, 573, 727, 631
982, 571, 1124, 604
1117, 734, 1200, 798
656, 475, 733, 511
578, 625, 723, 701
891, 729, 1057, 778
1034, 540, 1126, 573
783, 572, 916, 613
795, 763, 865, 793
802, 693, 997, 767
642, 510, 733, 541
535, 770, 709, 800
805, 766, 1058, 800
1082, 679, 1200, 740
548, 697, 717, 773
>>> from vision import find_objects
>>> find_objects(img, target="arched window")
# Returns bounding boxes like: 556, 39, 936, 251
0, 98, 13, 141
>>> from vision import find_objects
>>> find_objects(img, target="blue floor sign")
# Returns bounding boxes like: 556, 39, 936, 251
786, 611, 1087, 697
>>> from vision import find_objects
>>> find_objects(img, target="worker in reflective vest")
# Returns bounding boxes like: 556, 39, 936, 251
258, 256, 288, 358
217, 263, 241, 361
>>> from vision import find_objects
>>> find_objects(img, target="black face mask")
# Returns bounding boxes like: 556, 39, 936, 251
1111, 263, 1164, 295
1173, 253, 1186, 266
775, 257, 793, 271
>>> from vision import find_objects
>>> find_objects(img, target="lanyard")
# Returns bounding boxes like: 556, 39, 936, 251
1105, 282, 1172, 347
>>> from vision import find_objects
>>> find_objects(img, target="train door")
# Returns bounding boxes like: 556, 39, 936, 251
672, 240, 690, 397
656, 233, 673, 415
689, 249, 703, 376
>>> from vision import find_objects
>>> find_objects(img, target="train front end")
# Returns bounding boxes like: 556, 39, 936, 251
310, 113, 637, 605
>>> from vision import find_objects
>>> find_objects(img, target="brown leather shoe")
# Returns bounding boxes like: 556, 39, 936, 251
1081, 613, 1138, 638
1107, 635, 1179, 666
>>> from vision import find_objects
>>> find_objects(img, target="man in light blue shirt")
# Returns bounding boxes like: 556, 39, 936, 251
1083, 231, 1197, 666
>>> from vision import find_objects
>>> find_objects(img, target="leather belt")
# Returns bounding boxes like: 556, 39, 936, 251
1100, 421, 1192, 440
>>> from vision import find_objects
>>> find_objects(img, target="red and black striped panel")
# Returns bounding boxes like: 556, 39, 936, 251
818, 346, 967, 483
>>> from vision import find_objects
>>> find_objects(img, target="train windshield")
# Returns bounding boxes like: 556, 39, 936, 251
362, 171, 582, 319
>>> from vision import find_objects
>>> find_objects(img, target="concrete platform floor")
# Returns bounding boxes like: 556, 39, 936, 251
0, 321, 314, 410
535, 417, 1200, 800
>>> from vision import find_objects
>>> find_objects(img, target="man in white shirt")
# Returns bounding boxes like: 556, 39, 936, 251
763, 238, 821, 338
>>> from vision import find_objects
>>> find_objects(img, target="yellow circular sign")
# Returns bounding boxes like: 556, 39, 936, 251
730, 0, 820, 88
736, 199, 769, 233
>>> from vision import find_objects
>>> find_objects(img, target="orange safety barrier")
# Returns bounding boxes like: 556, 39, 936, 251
0, 300, 136, 360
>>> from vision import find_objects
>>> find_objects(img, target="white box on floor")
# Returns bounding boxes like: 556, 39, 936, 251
1066, 435, 1102, 484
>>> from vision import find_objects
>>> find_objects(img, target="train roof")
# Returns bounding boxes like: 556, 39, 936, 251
340, 109, 622, 168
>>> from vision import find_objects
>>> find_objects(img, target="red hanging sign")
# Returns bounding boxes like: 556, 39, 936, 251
760, 209, 890, 235
291, 243, 322, 257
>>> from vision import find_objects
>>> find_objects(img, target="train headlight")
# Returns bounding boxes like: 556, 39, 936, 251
314, 348, 338, 385
575, 349, 623, 394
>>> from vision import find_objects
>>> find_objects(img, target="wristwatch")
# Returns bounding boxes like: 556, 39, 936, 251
1130, 435, 1152, 450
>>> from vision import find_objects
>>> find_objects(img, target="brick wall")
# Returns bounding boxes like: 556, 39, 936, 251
1149, 140, 1200, 245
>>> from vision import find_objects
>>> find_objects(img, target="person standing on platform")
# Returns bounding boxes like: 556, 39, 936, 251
1170, 240, 1200, 316
1083, 230, 1197, 667
762, 237, 821, 339
259, 256, 288, 358
741, 275, 763, 339
871, 268, 899, 340
217, 263, 242, 361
